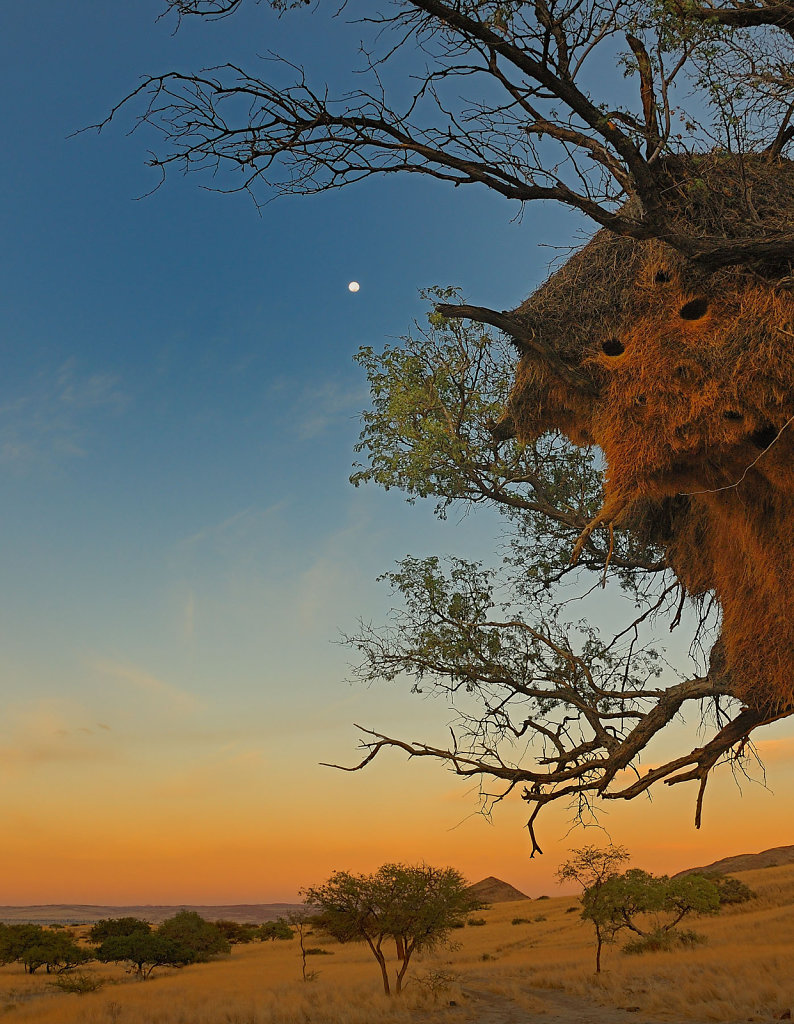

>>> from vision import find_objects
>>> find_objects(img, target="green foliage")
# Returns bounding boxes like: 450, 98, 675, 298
88, 918, 152, 944
304, 863, 479, 995
623, 927, 707, 954
0, 925, 92, 975
352, 290, 519, 507
214, 920, 259, 944
96, 930, 182, 978
157, 912, 231, 963
557, 845, 632, 974
579, 866, 720, 967
258, 919, 294, 941
352, 295, 656, 590
96, 912, 229, 978
694, 873, 756, 905
557, 846, 631, 891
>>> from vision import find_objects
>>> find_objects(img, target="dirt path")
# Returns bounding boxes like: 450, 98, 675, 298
433, 979, 786, 1024
454, 981, 670, 1024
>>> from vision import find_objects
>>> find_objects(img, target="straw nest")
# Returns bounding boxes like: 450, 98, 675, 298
504, 154, 794, 711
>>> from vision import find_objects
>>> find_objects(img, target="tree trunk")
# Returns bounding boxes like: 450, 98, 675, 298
395, 939, 414, 994
375, 950, 391, 995
395, 936, 405, 961
595, 925, 603, 974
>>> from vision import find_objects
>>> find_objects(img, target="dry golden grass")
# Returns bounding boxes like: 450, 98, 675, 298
4, 864, 794, 1023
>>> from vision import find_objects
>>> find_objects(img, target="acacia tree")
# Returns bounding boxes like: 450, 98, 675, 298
585, 868, 721, 955
101, 2, 794, 838
557, 845, 629, 972
304, 863, 477, 995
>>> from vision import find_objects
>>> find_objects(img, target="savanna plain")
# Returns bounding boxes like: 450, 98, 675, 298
3, 862, 793, 1024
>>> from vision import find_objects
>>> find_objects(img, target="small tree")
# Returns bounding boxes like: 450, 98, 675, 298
304, 863, 478, 995
95, 912, 229, 979
0, 925, 92, 975
96, 930, 184, 979
285, 910, 316, 982
258, 919, 294, 942
557, 845, 630, 973
589, 868, 721, 952
156, 911, 231, 963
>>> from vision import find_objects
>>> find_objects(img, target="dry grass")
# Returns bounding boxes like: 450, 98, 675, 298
4, 863, 794, 1023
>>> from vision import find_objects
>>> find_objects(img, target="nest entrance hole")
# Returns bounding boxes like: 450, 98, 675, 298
679, 297, 710, 321
751, 425, 779, 449
601, 338, 625, 356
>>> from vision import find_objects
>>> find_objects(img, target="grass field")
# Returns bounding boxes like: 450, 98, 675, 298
2, 864, 792, 1024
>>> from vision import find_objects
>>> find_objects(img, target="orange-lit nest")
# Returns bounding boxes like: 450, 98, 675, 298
505, 155, 794, 711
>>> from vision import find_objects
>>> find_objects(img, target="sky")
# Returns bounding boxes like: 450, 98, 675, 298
0, 2, 792, 905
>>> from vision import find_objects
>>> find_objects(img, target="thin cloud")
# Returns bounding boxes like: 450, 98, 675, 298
92, 658, 204, 713
293, 378, 368, 441
176, 503, 287, 553
0, 359, 127, 468
0, 700, 116, 773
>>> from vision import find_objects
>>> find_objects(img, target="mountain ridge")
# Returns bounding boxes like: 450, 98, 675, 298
467, 876, 530, 903
674, 844, 794, 878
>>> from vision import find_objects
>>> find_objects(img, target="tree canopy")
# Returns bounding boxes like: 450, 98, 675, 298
557, 845, 630, 972
304, 863, 478, 994
0, 925, 91, 975
93, 912, 230, 978
102, 2, 794, 843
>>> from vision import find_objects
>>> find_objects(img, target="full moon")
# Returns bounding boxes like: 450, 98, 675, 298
348, 281, 360, 292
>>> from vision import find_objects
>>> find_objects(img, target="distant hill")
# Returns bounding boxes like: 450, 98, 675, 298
467, 876, 529, 903
0, 904, 305, 926
675, 845, 794, 878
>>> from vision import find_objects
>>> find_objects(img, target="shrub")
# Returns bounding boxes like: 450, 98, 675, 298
51, 973, 104, 995
534, 915, 547, 922
415, 967, 457, 997
467, 918, 486, 927
511, 917, 532, 925
698, 873, 757, 906
304, 947, 333, 955
215, 920, 258, 944
623, 928, 706, 954
258, 919, 294, 942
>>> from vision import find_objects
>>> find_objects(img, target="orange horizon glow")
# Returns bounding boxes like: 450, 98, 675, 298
1, 735, 791, 906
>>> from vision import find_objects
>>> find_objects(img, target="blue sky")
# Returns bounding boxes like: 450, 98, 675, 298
1, 2, 791, 903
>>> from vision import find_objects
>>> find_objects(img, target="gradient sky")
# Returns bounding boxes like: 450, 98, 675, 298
1, 2, 792, 905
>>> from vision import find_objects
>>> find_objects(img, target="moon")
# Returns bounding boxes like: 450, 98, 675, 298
348, 281, 360, 293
